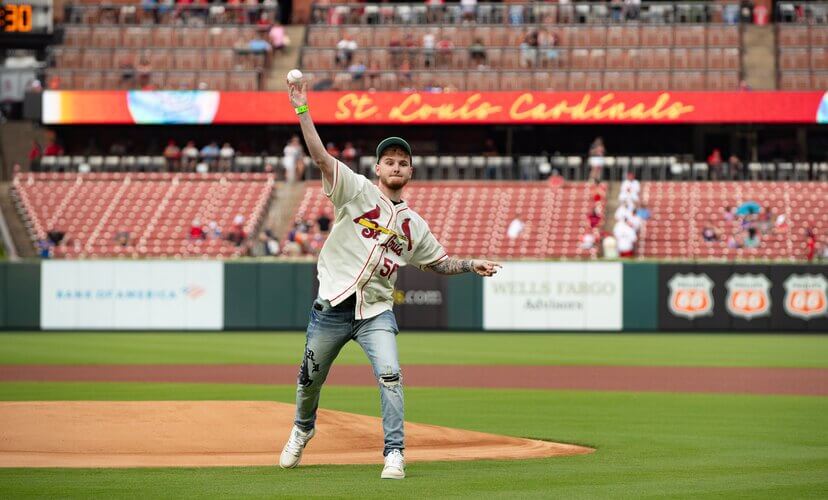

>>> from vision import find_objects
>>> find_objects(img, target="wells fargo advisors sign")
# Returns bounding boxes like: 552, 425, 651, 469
42, 90, 828, 125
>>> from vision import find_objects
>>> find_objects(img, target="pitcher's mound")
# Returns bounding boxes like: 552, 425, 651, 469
0, 401, 593, 468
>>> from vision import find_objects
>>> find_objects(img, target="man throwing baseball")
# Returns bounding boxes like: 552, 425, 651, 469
279, 72, 501, 479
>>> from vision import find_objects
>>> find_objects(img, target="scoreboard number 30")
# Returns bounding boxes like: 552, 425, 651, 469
2, 3, 34, 33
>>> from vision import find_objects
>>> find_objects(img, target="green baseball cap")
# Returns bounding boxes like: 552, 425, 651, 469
376, 137, 412, 162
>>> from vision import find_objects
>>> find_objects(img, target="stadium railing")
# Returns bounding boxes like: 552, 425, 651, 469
30, 155, 828, 183
59, 4, 280, 26
774, 8, 828, 90
309, 1, 744, 26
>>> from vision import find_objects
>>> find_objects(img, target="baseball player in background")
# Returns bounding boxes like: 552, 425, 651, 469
279, 74, 501, 479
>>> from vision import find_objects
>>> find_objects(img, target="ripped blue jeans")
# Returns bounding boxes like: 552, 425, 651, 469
294, 294, 404, 457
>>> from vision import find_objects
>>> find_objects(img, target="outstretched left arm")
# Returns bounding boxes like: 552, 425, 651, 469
428, 258, 501, 277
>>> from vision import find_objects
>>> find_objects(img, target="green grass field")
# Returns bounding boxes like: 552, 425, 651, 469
1, 333, 827, 499
2, 332, 827, 367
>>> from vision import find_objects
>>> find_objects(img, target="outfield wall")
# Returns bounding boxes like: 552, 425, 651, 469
0, 261, 825, 331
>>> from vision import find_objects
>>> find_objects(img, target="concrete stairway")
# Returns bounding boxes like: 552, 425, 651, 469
0, 122, 48, 180
264, 25, 306, 91
742, 25, 777, 90
260, 181, 307, 239
0, 183, 36, 258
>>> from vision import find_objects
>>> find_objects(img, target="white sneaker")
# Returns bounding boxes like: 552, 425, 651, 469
380, 449, 405, 479
279, 425, 315, 469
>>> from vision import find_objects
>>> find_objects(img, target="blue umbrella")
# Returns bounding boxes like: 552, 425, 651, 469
735, 201, 761, 216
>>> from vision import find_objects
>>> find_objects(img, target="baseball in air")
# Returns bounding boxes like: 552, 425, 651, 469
287, 69, 303, 83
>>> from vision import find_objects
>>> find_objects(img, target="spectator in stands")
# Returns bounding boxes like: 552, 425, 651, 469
590, 178, 606, 203
265, 231, 281, 257
207, 220, 221, 240
269, 21, 288, 54
628, 208, 644, 233
47, 228, 65, 246
163, 140, 181, 171
588, 137, 606, 181
426, 0, 445, 23
200, 141, 220, 169
423, 30, 437, 68
624, 0, 641, 20
726, 231, 743, 249
43, 138, 64, 157
615, 201, 634, 223
744, 227, 760, 248
602, 233, 618, 259
189, 219, 205, 241
336, 34, 358, 68
508, 3, 524, 24
507, 215, 525, 240
637, 203, 651, 221
28, 140, 41, 169
519, 29, 539, 68
461, 0, 477, 22
587, 207, 603, 229
538, 28, 560, 68
115, 230, 130, 247
806, 228, 817, 261
613, 218, 637, 257
702, 222, 719, 242
436, 36, 455, 67
723, 205, 736, 223
739, 80, 752, 91
316, 209, 332, 233
248, 32, 272, 55
219, 142, 235, 170
728, 154, 744, 180
707, 148, 723, 180
775, 213, 789, 233
618, 171, 640, 204
283, 135, 303, 182
341, 142, 357, 166
469, 38, 487, 68
610, 0, 624, 22
182, 141, 199, 170
579, 226, 598, 251
37, 239, 52, 259
227, 214, 246, 246
347, 60, 367, 85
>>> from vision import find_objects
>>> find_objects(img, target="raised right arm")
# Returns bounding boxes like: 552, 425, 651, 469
287, 76, 337, 186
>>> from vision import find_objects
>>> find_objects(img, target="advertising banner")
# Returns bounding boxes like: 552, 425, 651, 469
393, 266, 448, 330
659, 264, 828, 331
42, 90, 828, 125
41, 261, 224, 330
483, 262, 622, 331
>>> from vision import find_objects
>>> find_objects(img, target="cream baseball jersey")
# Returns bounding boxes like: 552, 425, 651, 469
317, 161, 448, 320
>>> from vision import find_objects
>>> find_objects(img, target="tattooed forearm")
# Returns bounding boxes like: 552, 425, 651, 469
428, 258, 473, 275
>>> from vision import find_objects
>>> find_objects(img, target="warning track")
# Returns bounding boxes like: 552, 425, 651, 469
1, 365, 825, 396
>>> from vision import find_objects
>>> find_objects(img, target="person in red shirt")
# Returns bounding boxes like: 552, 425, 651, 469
28, 140, 41, 169
587, 207, 603, 229
707, 148, 723, 180
43, 140, 64, 156
806, 228, 817, 261
189, 218, 205, 241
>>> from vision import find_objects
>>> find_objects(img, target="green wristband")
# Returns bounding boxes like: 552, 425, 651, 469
295, 104, 309, 115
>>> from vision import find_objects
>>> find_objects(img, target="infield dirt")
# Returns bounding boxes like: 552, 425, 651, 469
0, 401, 593, 468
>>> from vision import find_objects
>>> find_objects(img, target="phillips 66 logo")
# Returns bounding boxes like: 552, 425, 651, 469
667, 273, 714, 319
783, 274, 828, 320
725, 274, 771, 320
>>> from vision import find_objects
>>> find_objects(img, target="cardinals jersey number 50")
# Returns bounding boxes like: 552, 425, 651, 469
317, 161, 448, 320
